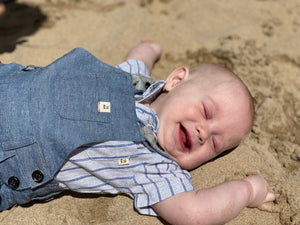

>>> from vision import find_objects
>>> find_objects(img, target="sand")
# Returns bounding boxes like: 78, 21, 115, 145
0, 0, 299, 224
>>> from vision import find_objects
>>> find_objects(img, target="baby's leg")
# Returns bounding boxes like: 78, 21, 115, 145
125, 41, 162, 74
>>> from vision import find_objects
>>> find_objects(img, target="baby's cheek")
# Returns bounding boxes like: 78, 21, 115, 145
198, 148, 216, 164
185, 150, 212, 170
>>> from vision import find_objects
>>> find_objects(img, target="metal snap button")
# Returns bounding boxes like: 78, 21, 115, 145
144, 82, 151, 89
32, 170, 44, 183
8, 176, 20, 189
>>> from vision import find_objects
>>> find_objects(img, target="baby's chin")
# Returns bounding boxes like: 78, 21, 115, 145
179, 162, 199, 171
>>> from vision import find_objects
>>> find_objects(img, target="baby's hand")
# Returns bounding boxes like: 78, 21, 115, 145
243, 174, 276, 208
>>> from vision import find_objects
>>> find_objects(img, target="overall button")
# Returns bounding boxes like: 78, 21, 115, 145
8, 176, 20, 189
144, 82, 151, 89
32, 170, 44, 183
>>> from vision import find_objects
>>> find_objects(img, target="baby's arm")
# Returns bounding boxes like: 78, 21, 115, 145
152, 174, 276, 225
125, 41, 162, 74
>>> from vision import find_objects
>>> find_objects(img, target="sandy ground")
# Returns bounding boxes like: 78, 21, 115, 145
0, 0, 299, 224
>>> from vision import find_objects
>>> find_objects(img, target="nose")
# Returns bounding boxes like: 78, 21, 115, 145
195, 124, 209, 144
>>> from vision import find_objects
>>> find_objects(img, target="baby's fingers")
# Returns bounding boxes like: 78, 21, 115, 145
257, 192, 279, 213
258, 202, 280, 213
265, 192, 276, 202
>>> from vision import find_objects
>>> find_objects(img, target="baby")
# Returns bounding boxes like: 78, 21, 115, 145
0, 41, 275, 225
122, 41, 276, 224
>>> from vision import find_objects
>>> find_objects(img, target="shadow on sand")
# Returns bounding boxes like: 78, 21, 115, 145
0, 0, 47, 53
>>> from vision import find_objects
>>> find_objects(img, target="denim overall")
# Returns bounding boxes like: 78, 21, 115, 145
0, 48, 165, 211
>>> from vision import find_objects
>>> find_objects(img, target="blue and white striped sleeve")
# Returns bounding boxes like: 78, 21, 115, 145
132, 159, 194, 216
55, 141, 194, 217
116, 59, 150, 78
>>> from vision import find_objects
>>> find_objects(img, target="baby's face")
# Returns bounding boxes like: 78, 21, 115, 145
150, 67, 253, 170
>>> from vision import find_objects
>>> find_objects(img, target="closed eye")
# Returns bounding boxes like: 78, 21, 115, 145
203, 104, 211, 119
212, 136, 217, 152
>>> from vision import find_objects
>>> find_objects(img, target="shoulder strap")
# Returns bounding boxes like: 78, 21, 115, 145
131, 73, 171, 159
131, 73, 155, 100
140, 125, 170, 159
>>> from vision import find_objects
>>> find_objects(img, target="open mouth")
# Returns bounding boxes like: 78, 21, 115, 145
179, 124, 192, 152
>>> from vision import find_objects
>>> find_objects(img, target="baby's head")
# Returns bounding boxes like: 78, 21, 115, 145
150, 64, 254, 170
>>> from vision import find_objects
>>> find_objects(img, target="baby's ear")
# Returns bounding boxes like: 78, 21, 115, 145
164, 66, 189, 91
